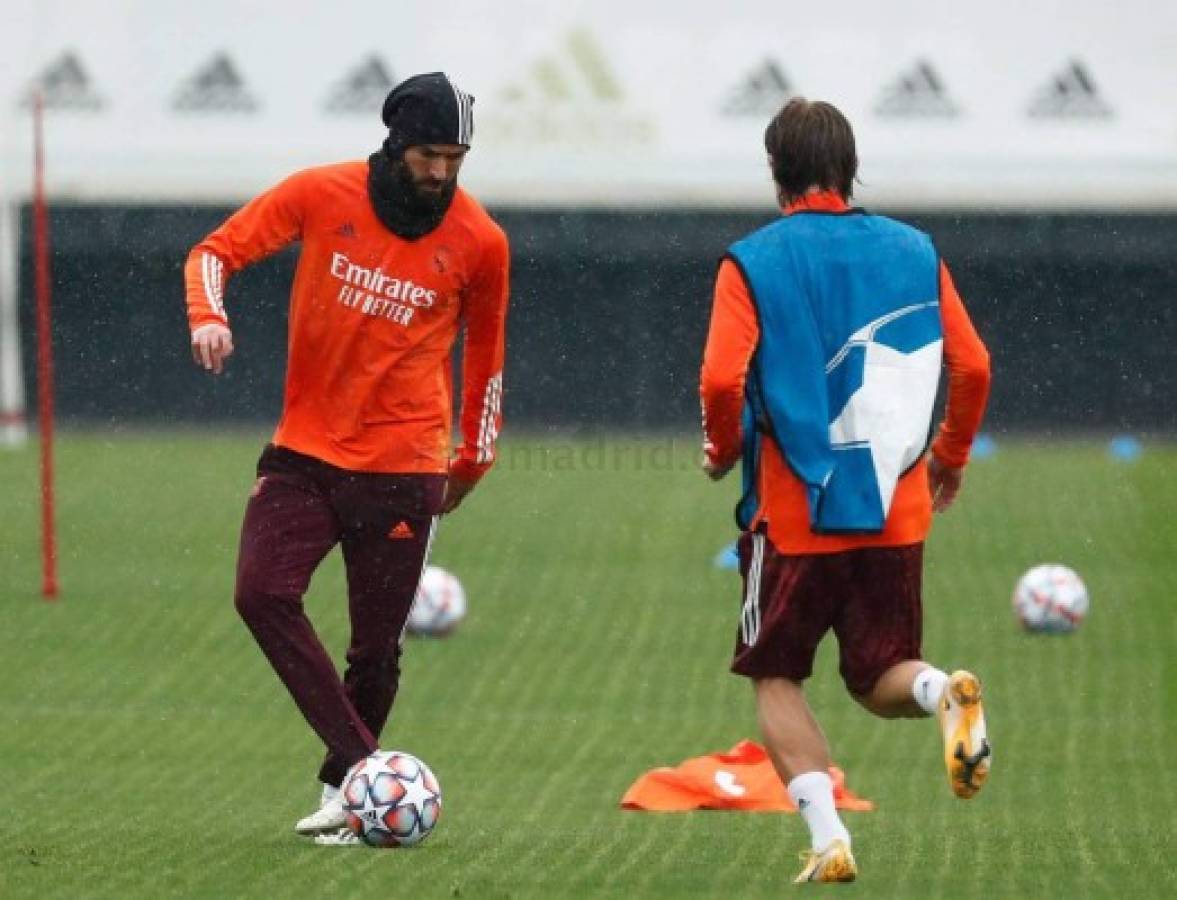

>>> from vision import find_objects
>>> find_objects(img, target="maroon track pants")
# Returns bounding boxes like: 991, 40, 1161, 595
234, 445, 445, 787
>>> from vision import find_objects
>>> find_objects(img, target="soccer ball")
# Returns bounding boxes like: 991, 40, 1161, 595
342, 750, 442, 848
1012, 564, 1089, 634
407, 565, 466, 637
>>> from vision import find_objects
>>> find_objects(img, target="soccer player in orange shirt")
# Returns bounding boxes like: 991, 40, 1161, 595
700, 99, 992, 883
183, 73, 508, 842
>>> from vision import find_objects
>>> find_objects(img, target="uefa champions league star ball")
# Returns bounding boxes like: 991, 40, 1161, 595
1012, 564, 1090, 634
342, 751, 442, 848
407, 566, 467, 637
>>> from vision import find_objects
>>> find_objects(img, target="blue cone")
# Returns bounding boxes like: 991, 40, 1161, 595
713, 540, 740, 570
1108, 435, 1142, 462
971, 433, 997, 460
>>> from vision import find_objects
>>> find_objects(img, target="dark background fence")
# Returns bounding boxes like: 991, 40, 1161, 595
17, 205, 1176, 433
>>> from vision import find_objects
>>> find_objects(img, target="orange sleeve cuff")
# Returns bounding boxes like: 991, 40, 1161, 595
449, 457, 490, 484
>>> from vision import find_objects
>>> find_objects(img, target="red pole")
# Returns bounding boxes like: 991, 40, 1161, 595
33, 92, 58, 599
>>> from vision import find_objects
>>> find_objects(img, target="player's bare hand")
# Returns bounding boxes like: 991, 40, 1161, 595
191, 323, 234, 375
928, 454, 963, 512
440, 473, 477, 514
702, 455, 734, 482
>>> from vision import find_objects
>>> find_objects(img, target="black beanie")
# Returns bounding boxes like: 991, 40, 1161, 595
381, 72, 474, 156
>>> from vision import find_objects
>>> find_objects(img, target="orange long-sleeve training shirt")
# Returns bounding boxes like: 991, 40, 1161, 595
700, 192, 991, 554
184, 161, 509, 480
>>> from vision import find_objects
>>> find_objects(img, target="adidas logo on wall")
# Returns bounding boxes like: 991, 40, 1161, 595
324, 56, 395, 114
721, 60, 794, 117
485, 28, 652, 145
499, 28, 623, 104
21, 52, 103, 111
875, 60, 959, 118
1028, 60, 1112, 119
173, 54, 258, 113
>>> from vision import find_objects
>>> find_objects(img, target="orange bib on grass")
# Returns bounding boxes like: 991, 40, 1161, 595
620, 740, 874, 812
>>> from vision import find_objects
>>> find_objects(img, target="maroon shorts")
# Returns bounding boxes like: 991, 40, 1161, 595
731, 532, 924, 696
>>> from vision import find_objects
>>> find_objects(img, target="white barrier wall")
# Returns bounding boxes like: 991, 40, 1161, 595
1, 0, 1176, 210
1, 0, 1174, 439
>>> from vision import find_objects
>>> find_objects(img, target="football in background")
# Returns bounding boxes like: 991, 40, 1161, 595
1012, 564, 1090, 634
407, 565, 467, 637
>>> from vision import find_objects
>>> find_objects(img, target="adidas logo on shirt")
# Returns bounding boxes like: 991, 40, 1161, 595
22, 51, 103, 111
173, 54, 258, 113
721, 60, 794, 117
1027, 60, 1113, 119
874, 60, 960, 118
323, 56, 396, 114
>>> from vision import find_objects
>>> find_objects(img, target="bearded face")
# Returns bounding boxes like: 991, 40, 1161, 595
367, 142, 467, 239
395, 144, 467, 213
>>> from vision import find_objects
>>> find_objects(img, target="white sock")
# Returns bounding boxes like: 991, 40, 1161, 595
321, 782, 340, 806
787, 771, 850, 851
913, 667, 949, 716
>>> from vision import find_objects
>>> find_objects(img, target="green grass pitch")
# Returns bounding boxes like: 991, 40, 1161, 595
1, 433, 1174, 898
